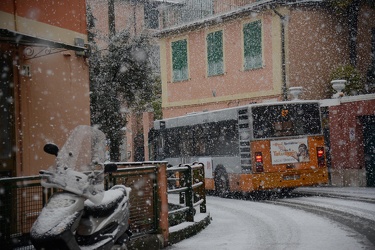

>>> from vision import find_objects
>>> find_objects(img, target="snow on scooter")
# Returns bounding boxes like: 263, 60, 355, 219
30, 125, 131, 250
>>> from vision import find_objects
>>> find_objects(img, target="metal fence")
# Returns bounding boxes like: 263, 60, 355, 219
0, 161, 207, 249
0, 162, 166, 249
167, 162, 206, 222
0, 176, 46, 249
110, 162, 160, 235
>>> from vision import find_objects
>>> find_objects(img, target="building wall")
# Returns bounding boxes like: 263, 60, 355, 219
356, 4, 375, 75
328, 96, 375, 187
156, 2, 375, 187
159, 6, 344, 118
0, 0, 90, 176
213, 0, 256, 14
287, 6, 349, 99
159, 3, 375, 116
160, 9, 283, 118
89, 0, 146, 50
143, 112, 154, 161
16, 52, 90, 176
0, 0, 87, 41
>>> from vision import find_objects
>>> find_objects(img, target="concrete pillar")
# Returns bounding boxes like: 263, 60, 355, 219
156, 162, 169, 246
125, 113, 137, 162
143, 112, 154, 161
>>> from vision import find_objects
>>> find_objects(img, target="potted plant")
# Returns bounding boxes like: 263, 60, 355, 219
329, 64, 364, 96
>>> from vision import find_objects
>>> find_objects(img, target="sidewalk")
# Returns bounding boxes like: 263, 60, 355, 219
293, 186, 375, 202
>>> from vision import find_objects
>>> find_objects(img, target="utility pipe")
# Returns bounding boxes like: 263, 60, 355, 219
273, 9, 287, 101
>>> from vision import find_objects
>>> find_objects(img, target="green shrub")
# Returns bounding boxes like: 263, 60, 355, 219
329, 64, 364, 96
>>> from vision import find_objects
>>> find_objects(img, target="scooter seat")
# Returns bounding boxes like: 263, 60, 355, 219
84, 185, 126, 218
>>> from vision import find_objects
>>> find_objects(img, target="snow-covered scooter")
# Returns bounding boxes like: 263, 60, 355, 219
30, 125, 131, 250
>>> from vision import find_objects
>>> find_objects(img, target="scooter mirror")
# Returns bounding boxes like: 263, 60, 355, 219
104, 163, 117, 173
44, 143, 59, 156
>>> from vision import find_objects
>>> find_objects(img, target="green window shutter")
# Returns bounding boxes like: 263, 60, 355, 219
243, 20, 262, 70
172, 39, 188, 82
207, 30, 223, 76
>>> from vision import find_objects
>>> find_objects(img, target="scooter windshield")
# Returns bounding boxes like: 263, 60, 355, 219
42, 125, 107, 204
57, 125, 106, 173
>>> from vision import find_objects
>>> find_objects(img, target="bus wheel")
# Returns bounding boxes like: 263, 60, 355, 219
279, 188, 295, 197
214, 168, 228, 197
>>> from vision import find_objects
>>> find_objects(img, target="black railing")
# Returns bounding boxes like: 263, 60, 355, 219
167, 162, 206, 222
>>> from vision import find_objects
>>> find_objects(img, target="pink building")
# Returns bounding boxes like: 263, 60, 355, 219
156, 1, 375, 186
86, 1, 375, 186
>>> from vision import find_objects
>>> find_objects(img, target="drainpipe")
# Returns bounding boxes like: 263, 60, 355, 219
13, 0, 18, 31
108, 0, 116, 39
132, 0, 137, 36
348, 0, 359, 67
273, 9, 287, 101
13, 0, 24, 175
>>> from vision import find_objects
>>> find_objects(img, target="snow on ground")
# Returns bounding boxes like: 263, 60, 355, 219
166, 193, 374, 250
295, 186, 375, 200
284, 196, 375, 221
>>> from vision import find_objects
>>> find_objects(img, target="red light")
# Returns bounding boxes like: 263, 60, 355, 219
255, 152, 264, 172
255, 152, 263, 162
317, 147, 325, 167
254, 152, 264, 172
318, 149, 324, 157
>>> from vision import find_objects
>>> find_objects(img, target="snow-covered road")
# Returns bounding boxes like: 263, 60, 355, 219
166, 195, 374, 250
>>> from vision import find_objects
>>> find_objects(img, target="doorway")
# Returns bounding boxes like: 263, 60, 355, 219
0, 51, 15, 177
0, 50, 15, 248
362, 115, 375, 187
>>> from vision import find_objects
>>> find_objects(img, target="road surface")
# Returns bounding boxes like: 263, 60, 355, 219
166, 195, 375, 250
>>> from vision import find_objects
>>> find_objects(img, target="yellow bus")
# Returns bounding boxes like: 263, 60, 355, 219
149, 100, 328, 195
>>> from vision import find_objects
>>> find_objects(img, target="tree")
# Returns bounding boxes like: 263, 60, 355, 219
87, 7, 158, 161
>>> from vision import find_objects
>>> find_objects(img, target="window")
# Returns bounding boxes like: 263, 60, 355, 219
206, 30, 224, 76
161, 120, 239, 159
144, 2, 159, 29
171, 39, 188, 82
251, 103, 322, 139
243, 20, 262, 70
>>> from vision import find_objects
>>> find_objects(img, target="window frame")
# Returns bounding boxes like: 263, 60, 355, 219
144, 2, 159, 30
206, 29, 224, 77
243, 19, 263, 70
251, 103, 323, 139
171, 38, 189, 82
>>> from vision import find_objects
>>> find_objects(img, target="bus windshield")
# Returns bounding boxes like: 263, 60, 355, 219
252, 103, 322, 139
